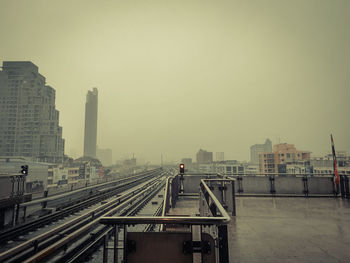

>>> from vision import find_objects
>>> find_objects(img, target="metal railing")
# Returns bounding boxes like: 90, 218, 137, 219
100, 175, 233, 263
223, 173, 349, 198
101, 177, 231, 224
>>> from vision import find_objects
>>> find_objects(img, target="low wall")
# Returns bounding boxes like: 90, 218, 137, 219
182, 174, 336, 196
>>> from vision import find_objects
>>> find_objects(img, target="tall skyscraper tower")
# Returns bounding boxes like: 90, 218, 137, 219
83, 88, 98, 158
0, 61, 65, 163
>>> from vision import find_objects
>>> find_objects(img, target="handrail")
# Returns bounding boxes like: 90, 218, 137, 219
200, 179, 231, 220
187, 172, 338, 177
161, 177, 170, 217
100, 179, 231, 226
100, 215, 229, 226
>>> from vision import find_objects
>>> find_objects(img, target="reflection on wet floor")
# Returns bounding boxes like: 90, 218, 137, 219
230, 197, 350, 263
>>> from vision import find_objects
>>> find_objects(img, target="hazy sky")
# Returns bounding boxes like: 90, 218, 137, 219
1, 0, 349, 164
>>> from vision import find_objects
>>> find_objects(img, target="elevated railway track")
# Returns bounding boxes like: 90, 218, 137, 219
0, 168, 171, 263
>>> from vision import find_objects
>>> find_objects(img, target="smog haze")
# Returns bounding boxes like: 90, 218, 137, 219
1, 0, 349, 164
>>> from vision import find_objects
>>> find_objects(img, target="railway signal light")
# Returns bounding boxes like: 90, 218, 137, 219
179, 163, 185, 174
21, 165, 28, 175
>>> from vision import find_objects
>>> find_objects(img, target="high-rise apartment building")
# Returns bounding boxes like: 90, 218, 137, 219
250, 139, 272, 164
196, 149, 213, 164
0, 61, 65, 163
259, 143, 311, 175
83, 88, 98, 158
215, 152, 225, 162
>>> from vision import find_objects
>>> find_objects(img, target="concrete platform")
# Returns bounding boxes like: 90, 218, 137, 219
231, 197, 350, 263
169, 196, 350, 263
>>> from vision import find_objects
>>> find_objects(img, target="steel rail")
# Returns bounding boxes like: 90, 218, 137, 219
0, 170, 159, 244
0, 176, 162, 263
124, 180, 166, 217
55, 181, 167, 263
22, 168, 162, 206
22, 179, 165, 263
64, 227, 113, 263
144, 201, 163, 232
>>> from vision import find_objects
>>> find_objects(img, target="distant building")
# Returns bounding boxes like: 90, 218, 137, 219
97, 147, 113, 166
313, 166, 350, 176
0, 61, 65, 163
196, 149, 213, 164
83, 88, 98, 158
259, 143, 311, 175
71, 156, 104, 182
197, 163, 215, 173
123, 156, 137, 167
250, 139, 272, 164
311, 152, 350, 168
215, 152, 225, 162
215, 160, 245, 175
244, 164, 259, 175
181, 158, 193, 170
311, 151, 350, 177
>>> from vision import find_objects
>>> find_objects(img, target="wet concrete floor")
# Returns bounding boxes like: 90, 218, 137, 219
170, 196, 350, 263
230, 197, 350, 263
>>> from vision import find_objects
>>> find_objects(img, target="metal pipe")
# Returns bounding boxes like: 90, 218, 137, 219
100, 215, 229, 226
113, 225, 118, 263
200, 180, 231, 220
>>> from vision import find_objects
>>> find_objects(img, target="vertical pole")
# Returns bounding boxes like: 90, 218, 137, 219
42, 190, 48, 209
11, 176, 15, 197
340, 176, 345, 198
114, 225, 118, 263
123, 225, 127, 263
200, 225, 203, 263
232, 181, 236, 216
16, 176, 20, 196
22, 206, 27, 223
303, 176, 309, 197
345, 175, 350, 199
15, 202, 20, 225
103, 233, 109, 263
221, 181, 225, 204
192, 225, 202, 263
218, 225, 229, 263
11, 205, 15, 227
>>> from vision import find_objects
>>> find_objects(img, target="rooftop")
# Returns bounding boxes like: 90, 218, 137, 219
231, 197, 350, 262
171, 195, 350, 262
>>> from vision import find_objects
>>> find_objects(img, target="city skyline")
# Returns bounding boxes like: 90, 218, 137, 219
1, 0, 349, 164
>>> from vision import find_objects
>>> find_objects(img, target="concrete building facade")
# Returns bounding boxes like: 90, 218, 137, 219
250, 139, 272, 164
259, 143, 311, 175
215, 160, 245, 175
196, 149, 213, 164
83, 88, 98, 158
215, 152, 225, 162
0, 61, 65, 163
